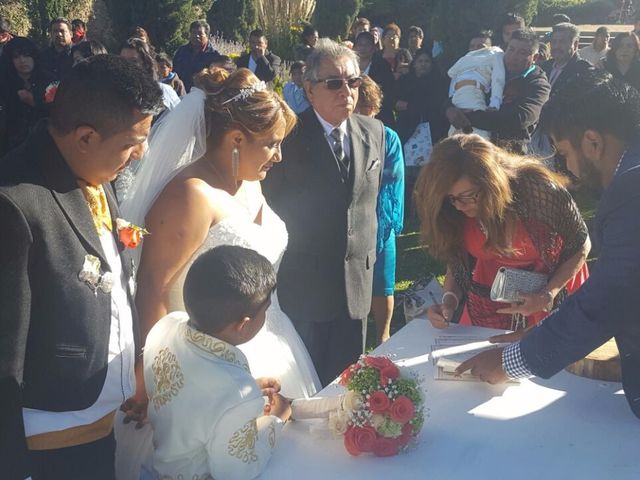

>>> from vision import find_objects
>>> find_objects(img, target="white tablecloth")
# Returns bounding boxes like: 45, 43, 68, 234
261, 318, 640, 479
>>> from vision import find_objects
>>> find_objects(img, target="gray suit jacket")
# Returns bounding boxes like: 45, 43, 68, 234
263, 108, 385, 323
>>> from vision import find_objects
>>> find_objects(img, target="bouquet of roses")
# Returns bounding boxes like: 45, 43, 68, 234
329, 355, 424, 457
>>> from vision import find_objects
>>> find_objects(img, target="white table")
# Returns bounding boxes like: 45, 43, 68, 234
261, 318, 640, 480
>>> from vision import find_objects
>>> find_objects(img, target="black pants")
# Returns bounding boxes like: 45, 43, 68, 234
28, 431, 115, 480
293, 317, 363, 387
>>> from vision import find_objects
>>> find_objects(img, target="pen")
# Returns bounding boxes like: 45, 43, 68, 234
429, 291, 449, 322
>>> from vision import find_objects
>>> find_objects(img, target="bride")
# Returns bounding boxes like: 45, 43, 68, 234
115, 67, 321, 479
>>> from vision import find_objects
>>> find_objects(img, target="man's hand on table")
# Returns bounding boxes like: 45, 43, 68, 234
454, 348, 510, 384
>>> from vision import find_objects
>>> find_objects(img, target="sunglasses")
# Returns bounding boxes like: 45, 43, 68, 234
316, 76, 362, 90
447, 189, 480, 206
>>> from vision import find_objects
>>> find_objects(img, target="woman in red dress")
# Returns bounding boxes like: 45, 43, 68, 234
415, 134, 590, 331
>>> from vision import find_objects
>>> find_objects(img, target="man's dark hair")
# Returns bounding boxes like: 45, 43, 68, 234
541, 69, 640, 145
470, 30, 493, 42
552, 22, 579, 43
49, 55, 164, 137
509, 28, 539, 53
301, 25, 317, 40
189, 19, 210, 35
595, 26, 610, 36
408, 26, 424, 38
49, 16, 71, 31
355, 31, 375, 46
184, 245, 276, 334
290, 60, 305, 73
249, 29, 266, 39
500, 12, 525, 29
0, 17, 12, 34
552, 13, 571, 24
71, 39, 107, 60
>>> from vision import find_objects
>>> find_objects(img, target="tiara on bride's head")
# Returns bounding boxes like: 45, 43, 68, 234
221, 81, 268, 105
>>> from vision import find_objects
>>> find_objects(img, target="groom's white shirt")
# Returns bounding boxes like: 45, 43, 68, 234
145, 312, 284, 480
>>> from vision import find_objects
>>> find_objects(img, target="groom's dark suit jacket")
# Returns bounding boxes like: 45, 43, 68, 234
263, 108, 385, 324
0, 122, 140, 479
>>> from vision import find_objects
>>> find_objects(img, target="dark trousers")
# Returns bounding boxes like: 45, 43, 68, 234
293, 317, 363, 387
28, 431, 116, 480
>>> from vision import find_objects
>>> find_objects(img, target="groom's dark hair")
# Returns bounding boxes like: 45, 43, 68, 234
184, 245, 276, 333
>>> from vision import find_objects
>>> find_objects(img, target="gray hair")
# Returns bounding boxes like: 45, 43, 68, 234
552, 22, 580, 43
303, 38, 360, 83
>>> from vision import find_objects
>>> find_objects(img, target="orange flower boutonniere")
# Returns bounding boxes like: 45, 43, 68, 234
116, 218, 149, 249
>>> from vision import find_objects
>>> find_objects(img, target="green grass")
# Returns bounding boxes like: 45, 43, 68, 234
365, 188, 600, 350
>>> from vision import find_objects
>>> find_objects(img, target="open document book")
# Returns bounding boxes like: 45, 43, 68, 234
431, 335, 519, 383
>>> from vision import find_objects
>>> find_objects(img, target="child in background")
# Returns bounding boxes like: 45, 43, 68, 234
157, 53, 186, 97
144, 245, 290, 480
447, 46, 505, 139
283, 61, 310, 114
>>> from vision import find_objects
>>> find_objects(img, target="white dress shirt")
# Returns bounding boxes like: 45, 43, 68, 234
248, 55, 258, 73
314, 110, 350, 158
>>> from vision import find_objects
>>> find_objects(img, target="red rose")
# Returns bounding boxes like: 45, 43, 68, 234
339, 364, 359, 386
369, 391, 391, 414
379, 364, 400, 385
118, 227, 143, 249
389, 395, 415, 424
344, 426, 361, 456
352, 426, 377, 453
372, 436, 400, 457
364, 356, 393, 370
398, 422, 414, 446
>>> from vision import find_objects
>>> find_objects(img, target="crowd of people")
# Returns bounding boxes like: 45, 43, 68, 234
0, 9, 639, 480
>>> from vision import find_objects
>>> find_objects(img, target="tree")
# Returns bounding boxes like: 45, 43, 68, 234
207, 0, 257, 42
313, 0, 362, 39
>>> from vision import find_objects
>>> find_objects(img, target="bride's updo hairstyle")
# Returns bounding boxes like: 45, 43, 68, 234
193, 67, 296, 147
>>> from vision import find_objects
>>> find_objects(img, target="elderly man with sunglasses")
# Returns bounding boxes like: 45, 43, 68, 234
263, 39, 386, 386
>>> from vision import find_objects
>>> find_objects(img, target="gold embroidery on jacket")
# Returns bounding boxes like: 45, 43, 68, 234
182, 324, 250, 372
268, 422, 276, 448
151, 348, 185, 411
228, 419, 258, 463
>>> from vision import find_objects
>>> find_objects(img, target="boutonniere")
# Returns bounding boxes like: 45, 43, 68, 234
78, 254, 113, 294
44, 81, 59, 104
116, 218, 149, 249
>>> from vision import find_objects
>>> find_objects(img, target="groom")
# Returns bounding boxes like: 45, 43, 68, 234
263, 39, 385, 386
0, 56, 163, 480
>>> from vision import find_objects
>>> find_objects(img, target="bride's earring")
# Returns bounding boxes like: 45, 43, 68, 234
231, 145, 240, 179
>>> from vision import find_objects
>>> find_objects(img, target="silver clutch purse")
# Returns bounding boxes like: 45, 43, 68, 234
490, 267, 548, 303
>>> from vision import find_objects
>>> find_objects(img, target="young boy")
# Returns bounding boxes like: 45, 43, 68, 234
283, 61, 310, 114
447, 45, 505, 139
157, 53, 186, 97
144, 245, 291, 480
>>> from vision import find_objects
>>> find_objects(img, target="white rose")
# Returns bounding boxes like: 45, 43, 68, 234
328, 410, 349, 435
370, 414, 385, 429
342, 391, 363, 413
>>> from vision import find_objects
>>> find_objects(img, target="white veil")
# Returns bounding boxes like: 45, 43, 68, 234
119, 87, 208, 233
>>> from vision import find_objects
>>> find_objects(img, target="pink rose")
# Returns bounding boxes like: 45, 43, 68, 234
379, 364, 400, 385
372, 436, 400, 457
369, 391, 391, 414
389, 395, 415, 424
352, 426, 377, 453
344, 426, 361, 456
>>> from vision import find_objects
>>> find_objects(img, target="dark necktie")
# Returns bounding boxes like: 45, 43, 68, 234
330, 128, 350, 182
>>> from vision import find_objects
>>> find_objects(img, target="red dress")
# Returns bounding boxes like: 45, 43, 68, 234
459, 216, 588, 330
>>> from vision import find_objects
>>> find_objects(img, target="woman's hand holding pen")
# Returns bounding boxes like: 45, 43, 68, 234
426, 291, 457, 329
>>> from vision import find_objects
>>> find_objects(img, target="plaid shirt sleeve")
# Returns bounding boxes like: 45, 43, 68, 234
502, 342, 533, 379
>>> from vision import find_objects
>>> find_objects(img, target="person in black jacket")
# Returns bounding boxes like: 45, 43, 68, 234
542, 23, 593, 96
40, 17, 73, 82
354, 31, 396, 127
447, 29, 550, 154
603, 32, 640, 92
236, 29, 282, 83
0, 37, 52, 155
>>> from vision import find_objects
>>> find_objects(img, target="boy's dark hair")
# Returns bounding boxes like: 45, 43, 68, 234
184, 246, 276, 334
541, 69, 640, 146
49, 54, 164, 137
121, 37, 157, 80
156, 52, 172, 68
71, 19, 86, 30
302, 25, 317, 39
290, 60, 305, 73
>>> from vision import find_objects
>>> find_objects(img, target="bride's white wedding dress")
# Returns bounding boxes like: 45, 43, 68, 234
115, 197, 321, 480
